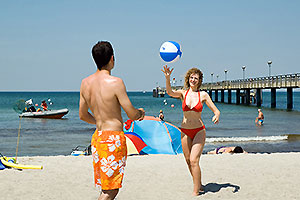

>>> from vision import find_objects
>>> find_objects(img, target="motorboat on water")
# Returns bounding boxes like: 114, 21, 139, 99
19, 108, 69, 119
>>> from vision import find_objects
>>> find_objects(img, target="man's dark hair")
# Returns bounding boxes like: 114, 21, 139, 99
233, 146, 244, 153
92, 41, 114, 70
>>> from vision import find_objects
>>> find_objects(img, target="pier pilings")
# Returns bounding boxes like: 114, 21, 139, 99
221, 90, 224, 103
256, 89, 262, 107
228, 89, 232, 104
246, 89, 251, 105
215, 90, 218, 102
236, 89, 240, 105
271, 88, 276, 108
287, 87, 293, 109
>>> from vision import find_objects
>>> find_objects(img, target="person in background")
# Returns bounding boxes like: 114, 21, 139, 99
25, 99, 36, 112
207, 146, 247, 154
28, 105, 36, 112
255, 109, 264, 125
162, 65, 220, 196
41, 100, 48, 111
79, 41, 145, 200
158, 110, 164, 121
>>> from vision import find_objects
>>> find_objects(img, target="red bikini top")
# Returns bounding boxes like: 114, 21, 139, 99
182, 89, 203, 112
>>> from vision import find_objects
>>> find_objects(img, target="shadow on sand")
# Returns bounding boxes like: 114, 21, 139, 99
200, 183, 240, 195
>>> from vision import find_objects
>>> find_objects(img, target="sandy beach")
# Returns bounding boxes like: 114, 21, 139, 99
0, 153, 299, 200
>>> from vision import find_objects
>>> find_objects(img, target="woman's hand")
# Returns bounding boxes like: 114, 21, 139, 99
161, 65, 174, 78
212, 113, 220, 124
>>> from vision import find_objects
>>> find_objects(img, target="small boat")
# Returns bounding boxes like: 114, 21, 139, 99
19, 108, 69, 119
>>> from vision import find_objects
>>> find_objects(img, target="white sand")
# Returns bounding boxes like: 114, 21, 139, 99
0, 153, 299, 200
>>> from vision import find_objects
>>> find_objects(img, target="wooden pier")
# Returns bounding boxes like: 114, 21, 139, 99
156, 73, 300, 109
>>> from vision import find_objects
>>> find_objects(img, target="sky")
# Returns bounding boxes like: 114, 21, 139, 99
1, 0, 299, 91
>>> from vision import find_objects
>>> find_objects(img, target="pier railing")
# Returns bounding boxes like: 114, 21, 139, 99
201, 73, 300, 90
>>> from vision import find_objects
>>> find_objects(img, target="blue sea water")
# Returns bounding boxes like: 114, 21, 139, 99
0, 91, 300, 157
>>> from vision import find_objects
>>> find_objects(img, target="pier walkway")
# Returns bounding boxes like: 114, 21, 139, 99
154, 73, 300, 109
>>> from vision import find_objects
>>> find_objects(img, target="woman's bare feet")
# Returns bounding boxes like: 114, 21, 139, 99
199, 185, 205, 193
199, 185, 204, 192
192, 185, 205, 196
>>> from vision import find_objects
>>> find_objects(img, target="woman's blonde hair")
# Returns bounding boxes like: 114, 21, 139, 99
184, 68, 203, 91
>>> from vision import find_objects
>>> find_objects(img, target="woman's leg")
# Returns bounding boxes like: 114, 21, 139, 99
181, 133, 193, 175
189, 130, 206, 195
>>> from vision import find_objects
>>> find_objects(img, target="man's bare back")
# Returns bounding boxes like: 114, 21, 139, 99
79, 42, 144, 132
80, 70, 125, 131
80, 69, 144, 131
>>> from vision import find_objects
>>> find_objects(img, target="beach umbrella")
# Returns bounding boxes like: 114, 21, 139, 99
125, 132, 148, 155
123, 116, 182, 155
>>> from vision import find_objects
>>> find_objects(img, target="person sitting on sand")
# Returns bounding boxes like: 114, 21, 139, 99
158, 110, 164, 121
207, 146, 247, 154
255, 109, 264, 125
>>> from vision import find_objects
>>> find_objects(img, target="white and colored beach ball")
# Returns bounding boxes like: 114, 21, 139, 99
159, 41, 182, 63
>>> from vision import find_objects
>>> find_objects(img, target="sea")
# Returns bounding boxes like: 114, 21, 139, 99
1, 91, 300, 157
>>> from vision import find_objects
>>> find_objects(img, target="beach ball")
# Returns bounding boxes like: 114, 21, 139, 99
159, 41, 182, 63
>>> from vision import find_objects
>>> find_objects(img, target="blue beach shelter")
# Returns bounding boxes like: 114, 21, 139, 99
123, 116, 182, 155
0, 159, 5, 170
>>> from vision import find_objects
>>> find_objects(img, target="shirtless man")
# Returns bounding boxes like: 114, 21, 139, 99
255, 109, 264, 125
79, 41, 145, 200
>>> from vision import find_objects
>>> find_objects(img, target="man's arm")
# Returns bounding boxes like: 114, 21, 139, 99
115, 78, 145, 120
79, 81, 96, 124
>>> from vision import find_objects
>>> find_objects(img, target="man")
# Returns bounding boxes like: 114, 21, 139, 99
41, 100, 48, 111
255, 109, 264, 125
79, 41, 145, 200
158, 110, 164, 121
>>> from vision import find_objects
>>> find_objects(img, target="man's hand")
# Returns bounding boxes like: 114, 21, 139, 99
137, 108, 145, 121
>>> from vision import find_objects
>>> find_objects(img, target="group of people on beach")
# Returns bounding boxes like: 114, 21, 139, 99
79, 41, 250, 199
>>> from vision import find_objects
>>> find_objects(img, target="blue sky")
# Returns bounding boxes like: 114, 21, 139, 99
1, 0, 299, 91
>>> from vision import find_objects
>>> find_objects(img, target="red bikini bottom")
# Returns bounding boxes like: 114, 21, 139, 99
180, 125, 206, 140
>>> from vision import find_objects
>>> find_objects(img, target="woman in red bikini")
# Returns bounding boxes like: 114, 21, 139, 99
162, 65, 220, 196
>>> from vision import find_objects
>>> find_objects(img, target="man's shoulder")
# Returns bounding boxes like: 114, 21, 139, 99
82, 73, 123, 84
109, 75, 123, 82
105, 75, 124, 87
81, 73, 96, 83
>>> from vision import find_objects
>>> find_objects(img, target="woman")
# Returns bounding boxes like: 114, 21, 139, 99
162, 65, 220, 196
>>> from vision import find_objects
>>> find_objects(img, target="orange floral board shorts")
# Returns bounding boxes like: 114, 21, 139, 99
91, 130, 127, 190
